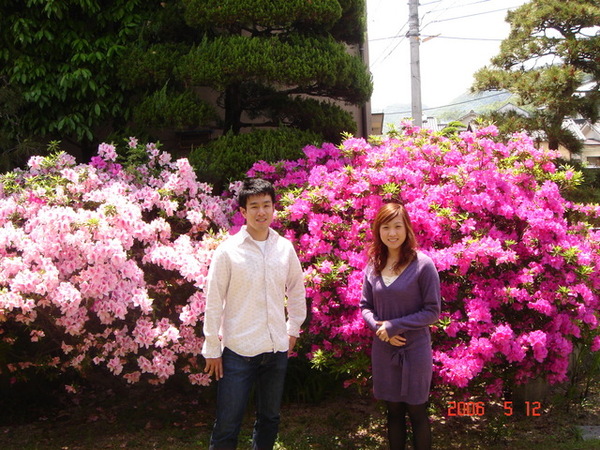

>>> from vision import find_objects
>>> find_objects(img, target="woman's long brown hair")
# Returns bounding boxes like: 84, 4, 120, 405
368, 203, 418, 275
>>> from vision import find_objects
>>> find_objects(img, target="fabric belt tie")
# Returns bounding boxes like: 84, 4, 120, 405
391, 347, 409, 397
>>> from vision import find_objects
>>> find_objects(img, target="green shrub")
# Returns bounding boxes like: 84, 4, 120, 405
189, 127, 320, 191
133, 85, 219, 131
559, 161, 600, 204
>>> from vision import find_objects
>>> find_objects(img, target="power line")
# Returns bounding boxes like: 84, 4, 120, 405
369, 0, 459, 66
433, 0, 495, 12
420, 0, 463, 33
369, 28, 408, 42
369, 21, 410, 68
420, 1, 523, 33
431, 6, 515, 24
368, 1, 496, 45
369, 1, 523, 44
367, 1, 526, 90
424, 34, 502, 41
376, 91, 513, 115
370, 33, 503, 42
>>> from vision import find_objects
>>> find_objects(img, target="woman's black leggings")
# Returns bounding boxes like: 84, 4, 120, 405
386, 401, 431, 450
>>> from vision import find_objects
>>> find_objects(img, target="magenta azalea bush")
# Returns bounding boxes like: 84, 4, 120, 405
248, 124, 600, 396
0, 139, 235, 388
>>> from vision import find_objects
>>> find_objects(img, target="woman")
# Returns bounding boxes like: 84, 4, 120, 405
360, 202, 441, 450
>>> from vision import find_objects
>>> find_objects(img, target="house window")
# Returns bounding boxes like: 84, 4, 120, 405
587, 157, 600, 168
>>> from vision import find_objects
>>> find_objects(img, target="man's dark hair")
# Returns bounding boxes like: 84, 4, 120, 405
238, 178, 276, 209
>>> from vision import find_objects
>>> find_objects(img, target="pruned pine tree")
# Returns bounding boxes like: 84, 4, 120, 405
472, 0, 600, 152
120, 0, 372, 142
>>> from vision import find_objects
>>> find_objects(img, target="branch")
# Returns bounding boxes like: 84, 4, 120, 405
239, 120, 286, 128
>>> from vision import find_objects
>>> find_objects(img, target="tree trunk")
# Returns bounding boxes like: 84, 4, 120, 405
223, 83, 242, 134
548, 135, 559, 151
546, 119, 563, 151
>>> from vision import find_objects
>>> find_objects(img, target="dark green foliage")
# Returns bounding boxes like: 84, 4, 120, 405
183, 0, 343, 31
330, 0, 367, 44
118, 44, 191, 90
140, 0, 200, 44
0, 0, 370, 165
0, 78, 46, 171
0, 0, 149, 153
189, 128, 320, 192
263, 97, 357, 143
124, 0, 371, 139
177, 34, 372, 103
133, 85, 219, 132
561, 162, 600, 204
284, 356, 345, 403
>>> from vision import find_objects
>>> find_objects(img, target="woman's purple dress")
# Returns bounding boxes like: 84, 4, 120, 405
360, 252, 441, 404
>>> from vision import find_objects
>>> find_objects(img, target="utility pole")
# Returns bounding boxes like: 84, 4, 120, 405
408, 0, 422, 127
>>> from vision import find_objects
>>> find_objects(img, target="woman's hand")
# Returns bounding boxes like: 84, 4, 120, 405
375, 321, 406, 346
375, 321, 389, 342
389, 334, 406, 347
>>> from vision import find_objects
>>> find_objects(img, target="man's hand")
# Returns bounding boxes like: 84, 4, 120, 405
204, 357, 223, 380
288, 336, 297, 357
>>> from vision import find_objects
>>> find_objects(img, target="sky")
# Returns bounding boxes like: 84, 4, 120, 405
366, 0, 531, 113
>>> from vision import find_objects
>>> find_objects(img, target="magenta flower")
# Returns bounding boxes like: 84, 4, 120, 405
3, 127, 600, 396
249, 125, 600, 396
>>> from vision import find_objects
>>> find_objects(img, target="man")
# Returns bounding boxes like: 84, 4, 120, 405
202, 178, 307, 449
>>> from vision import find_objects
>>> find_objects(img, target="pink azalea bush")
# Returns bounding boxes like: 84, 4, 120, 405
0, 139, 235, 387
2, 124, 600, 397
248, 124, 600, 396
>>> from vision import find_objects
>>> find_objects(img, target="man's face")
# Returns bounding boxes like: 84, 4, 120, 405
240, 194, 274, 236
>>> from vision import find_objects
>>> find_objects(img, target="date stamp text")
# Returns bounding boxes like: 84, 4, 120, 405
447, 401, 542, 417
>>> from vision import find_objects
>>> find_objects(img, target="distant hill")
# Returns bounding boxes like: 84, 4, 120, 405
379, 90, 515, 131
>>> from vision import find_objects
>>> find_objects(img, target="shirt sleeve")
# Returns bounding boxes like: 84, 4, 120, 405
385, 258, 441, 336
201, 246, 230, 358
285, 246, 307, 338
360, 268, 380, 332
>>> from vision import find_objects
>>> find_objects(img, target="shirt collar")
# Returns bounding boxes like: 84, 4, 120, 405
239, 225, 277, 243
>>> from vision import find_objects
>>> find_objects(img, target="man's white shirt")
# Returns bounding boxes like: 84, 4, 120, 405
201, 226, 307, 358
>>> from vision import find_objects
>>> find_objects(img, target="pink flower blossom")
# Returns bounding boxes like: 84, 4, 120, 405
2, 131, 599, 396
98, 143, 118, 161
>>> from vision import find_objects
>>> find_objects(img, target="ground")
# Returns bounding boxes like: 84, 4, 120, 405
2, 376, 600, 449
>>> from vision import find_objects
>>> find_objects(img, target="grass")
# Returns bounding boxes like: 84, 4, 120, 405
2, 376, 600, 449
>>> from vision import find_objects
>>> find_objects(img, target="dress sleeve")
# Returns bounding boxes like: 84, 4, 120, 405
385, 257, 441, 336
360, 268, 380, 332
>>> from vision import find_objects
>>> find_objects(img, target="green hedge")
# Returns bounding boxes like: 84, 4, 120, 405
190, 128, 321, 192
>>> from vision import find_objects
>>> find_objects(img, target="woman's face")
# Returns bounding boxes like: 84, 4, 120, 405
379, 215, 407, 251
